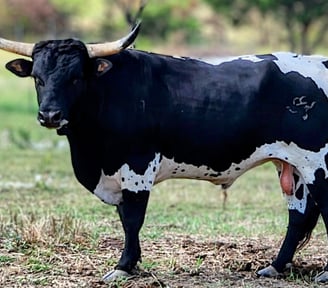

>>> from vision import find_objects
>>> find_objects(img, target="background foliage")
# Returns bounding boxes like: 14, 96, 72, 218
0, 0, 327, 54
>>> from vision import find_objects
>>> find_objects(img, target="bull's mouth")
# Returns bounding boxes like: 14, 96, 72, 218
38, 118, 69, 130
39, 119, 70, 136
56, 121, 70, 135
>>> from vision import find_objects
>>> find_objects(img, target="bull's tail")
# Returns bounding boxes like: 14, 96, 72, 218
296, 195, 320, 252
296, 230, 312, 252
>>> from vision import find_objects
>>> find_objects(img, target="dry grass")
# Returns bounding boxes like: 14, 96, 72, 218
1, 228, 326, 287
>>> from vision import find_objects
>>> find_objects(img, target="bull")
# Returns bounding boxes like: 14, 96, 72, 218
1, 24, 328, 282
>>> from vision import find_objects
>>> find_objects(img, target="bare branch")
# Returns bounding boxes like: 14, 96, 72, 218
113, 0, 146, 27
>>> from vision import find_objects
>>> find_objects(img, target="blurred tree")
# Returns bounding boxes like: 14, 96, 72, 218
0, 1, 12, 35
102, 0, 202, 45
205, 0, 328, 53
254, 0, 328, 54
142, 0, 201, 44
50, 0, 105, 39
0, 0, 106, 40
204, 0, 252, 26
112, 0, 146, 26
3, 0, 65, 39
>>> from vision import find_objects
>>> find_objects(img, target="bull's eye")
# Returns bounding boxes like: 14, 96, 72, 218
34, 77, 44, 87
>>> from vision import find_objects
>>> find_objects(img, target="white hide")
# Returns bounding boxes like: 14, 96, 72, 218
94, 141, 328, 213
272, 52, 328, 96
201, 52, 328, 96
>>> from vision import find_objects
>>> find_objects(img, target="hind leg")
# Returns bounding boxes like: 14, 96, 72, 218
257, 193, 320, 277
272, 195, 320, 272
258, 165, 320, 277
303, 169, 328, 282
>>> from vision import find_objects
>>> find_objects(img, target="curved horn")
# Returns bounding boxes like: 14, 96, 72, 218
86, 21, 141, 58
0, 38, 34, 57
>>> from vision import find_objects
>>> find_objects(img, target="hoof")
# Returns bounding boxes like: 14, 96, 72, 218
257, 265, 280, 278
314, 271, 328, 283
102, 269, 132, 282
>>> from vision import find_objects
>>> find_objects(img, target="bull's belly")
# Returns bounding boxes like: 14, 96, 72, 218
93, 154, 241, 205
93, 141, 328, 213
154, 156, 240, 186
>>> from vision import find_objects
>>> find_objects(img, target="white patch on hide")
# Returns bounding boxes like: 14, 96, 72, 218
94, 141, 328, 213
286, 96, 316, 121
234, 141, 328, 184
155, 141, 328, 214
200, 53, 281, 66
120, 153, 161, 191
285, 173, 310, 212
155, 157, 223, 184
199, 56, 239, 65
275, 163, 309, 212
94, 170, 122, 205
272, 52, 328, 96
219, 141, 328, 213
58, 119, 69, 129
199, 55, 264, 66
239, 55, 265, 63
93, 153, 161, 205
200, 52, 328, 99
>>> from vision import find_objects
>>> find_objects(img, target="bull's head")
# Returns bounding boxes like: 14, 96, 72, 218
0, 23, 140, 132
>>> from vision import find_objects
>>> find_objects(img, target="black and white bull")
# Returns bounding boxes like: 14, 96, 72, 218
1, 25, 328, 282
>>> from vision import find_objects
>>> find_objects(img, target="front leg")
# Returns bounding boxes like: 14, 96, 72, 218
103, 189, 150, 282
116, 189, 150, 271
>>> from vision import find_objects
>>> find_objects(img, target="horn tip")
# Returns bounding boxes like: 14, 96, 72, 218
121, 21, 142, 50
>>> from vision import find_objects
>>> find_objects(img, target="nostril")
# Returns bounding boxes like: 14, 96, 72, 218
50, 110, 62, 123
38, 110, 63, 127
38, 111, 46, 123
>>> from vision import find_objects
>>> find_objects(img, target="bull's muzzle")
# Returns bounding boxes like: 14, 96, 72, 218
38, 110, 68, 129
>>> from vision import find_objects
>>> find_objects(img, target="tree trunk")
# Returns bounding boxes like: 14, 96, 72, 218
311, 20, 328, 52
284, 6, 297, 52
300, 21, 311, 54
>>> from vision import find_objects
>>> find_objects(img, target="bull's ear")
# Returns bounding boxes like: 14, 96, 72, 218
95, 59, 113, 77
5, 58, 33, 77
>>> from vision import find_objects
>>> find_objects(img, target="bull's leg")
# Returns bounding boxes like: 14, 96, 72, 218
304, 169, 328, 282
103, 189, 150, 282
273, 196, 320, 272
258, 163, 320, 278
257, 194, 320, 277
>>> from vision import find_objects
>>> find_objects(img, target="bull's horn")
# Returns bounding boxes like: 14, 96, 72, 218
0, 38, 34, 57
86, 21, 141, 58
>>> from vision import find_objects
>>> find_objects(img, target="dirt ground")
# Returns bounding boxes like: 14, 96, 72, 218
1, 233, 327, 288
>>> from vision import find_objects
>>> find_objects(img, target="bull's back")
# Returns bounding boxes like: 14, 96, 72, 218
150, 53, 328, 171
153, 58, 274, 170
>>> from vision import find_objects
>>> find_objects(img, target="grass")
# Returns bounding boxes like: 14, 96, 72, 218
0, 51, 327, 287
